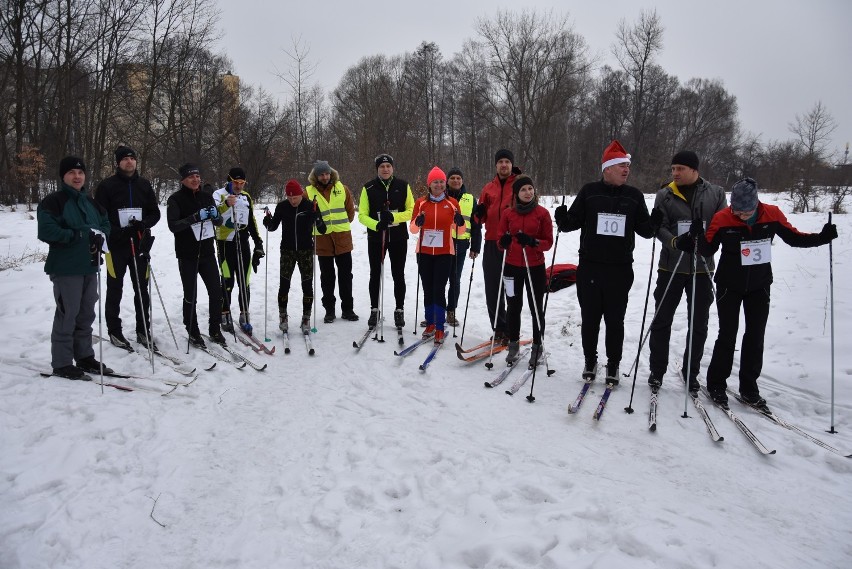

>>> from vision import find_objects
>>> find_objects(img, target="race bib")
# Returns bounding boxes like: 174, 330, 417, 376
423, 229, 444, 248
118, 207, 143, 228
232, 201, 250, 226
597, 213, 626, 237
503, 276, 515, 298
740, 238, 771, 266
191, 221, 215, 241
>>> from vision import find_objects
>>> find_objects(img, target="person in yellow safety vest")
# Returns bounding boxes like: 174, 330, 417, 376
445, 167, 481, 327
305, 161, 359, 323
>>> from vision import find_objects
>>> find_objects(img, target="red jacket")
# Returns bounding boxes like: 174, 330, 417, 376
497, 204, 553, 267
476, 173, 517, 241
410, 196, 464, 255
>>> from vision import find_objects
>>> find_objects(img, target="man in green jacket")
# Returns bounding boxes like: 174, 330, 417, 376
37, 156, 112, 379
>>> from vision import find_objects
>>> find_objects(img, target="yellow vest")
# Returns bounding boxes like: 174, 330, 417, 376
306, 182, 351, 235
452, 192, 474, 240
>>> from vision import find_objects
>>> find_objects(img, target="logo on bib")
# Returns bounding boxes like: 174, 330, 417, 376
741, 248, 750, 257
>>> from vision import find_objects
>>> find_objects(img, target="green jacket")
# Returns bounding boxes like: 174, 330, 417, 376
37, 183, 111, 276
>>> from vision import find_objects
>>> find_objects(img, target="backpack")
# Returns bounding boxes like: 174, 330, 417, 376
546, 263, 577, 292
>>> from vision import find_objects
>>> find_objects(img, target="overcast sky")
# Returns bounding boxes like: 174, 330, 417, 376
216, 0, 851, 161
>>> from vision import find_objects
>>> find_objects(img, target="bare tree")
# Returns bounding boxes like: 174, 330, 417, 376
788, 101, 838, 212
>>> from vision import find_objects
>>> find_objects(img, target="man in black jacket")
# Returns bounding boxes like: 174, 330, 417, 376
357, 154, 414, 329
646, 151, 727, 393
166, 164, 226, 347
554, 140, 660, 385
94, 145, 161, 351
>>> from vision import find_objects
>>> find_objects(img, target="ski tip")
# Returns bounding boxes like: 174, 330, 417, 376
419, 365, 426, 371
484, 382, 493, 388
649, 424, 657, 432
504, 390, 513, 396
285, 347, 291, 354
352, 342, 358, 348
309, 350, 315, 356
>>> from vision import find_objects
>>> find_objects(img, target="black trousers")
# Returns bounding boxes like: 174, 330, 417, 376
482, 240, 506, 332
105, 247, 151, 335
318, 252, 354, 313
447, 239, 470, 311
178, 255, 223, 334
367, 232, 407, 310
217, 236, 252, 316
504, 263, 546, 345
418, 253, 453, 328
706, 285, 771, 398
576, 261, 634, 366
648, 270, 714, 380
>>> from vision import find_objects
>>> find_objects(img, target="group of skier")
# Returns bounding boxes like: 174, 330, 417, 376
37, 140, 838, 410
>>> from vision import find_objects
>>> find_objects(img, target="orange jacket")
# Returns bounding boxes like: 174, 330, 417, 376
409, 196, 464, 255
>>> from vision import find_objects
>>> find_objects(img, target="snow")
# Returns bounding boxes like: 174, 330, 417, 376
1, 194, 850, 569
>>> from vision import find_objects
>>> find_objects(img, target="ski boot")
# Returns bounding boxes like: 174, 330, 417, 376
221, 312, 234, 334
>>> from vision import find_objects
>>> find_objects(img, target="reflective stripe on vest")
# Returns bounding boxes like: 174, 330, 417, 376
307, 182, 351, 234
452, 193, 474, 240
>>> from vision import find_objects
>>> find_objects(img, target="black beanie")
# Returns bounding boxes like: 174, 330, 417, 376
375, 153, 394, 168
447, 167, 463, 179
179, 163, 200, 179
115, 145, 137, 165
495, 148, 514, 164
59, 156, 86, 178
512, 175, 534, 195
671, 150, 699, 171
228, 167, 246, 181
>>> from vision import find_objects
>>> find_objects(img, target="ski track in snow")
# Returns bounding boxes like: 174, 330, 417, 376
1, 196, 851, 569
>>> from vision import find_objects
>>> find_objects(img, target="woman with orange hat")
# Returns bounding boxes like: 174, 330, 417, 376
410, 167, 465, 344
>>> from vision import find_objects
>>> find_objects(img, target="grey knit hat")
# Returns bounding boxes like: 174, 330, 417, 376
313, 160, 332, 175
730, 178, 759, 212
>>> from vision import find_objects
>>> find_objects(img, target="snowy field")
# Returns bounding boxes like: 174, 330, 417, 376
1, 192, 850, 569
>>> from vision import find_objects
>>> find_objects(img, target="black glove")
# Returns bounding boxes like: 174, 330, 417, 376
414, 212, 426, 227
379, 209, 394, 225
649, 207, 663, 232
251, 246, 264, 273
675, 233, 695, 253
138, 234, 155, 258
376, 220, 388, 232
554, 204, 568, 227
498, 233, 512, 249
454, 212, 465, 227
474, 202, 487, 220
89, 229, 105, 253
820, 222, 838, 243
515, 231, 538, 247
315, 216, 327, 234
689, 218, 704, 238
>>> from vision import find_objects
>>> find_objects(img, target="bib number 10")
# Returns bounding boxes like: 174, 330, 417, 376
597, 213, 626, 237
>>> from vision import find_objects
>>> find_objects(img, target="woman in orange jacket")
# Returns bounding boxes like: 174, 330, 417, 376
410, 167, 465, 344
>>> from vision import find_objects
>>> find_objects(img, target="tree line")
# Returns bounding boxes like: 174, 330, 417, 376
1, 4, 847, 211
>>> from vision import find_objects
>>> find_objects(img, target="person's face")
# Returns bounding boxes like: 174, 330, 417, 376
183, 173, 201, 190
496, 158, 512, 178
318, 172, 331, 185
429, 179, 446, 195
602, 162, 630, 186
63, 168, 86, 191
377, 163, 394, 180
230, 179, 246, 192
517, 184, 535, 204
732, 206, 756, 220
671, 164, 699, 186
287, 193, 303, 206
118, 156, 137, 175
447, 174, 463, 190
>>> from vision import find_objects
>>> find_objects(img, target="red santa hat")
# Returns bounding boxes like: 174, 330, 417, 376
601, 140, 631, 172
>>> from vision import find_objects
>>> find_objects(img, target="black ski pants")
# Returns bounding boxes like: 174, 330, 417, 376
417, 253, 453, 328
178, 255, 223, 335
648, 270, 714, 381
318, 252, 354, 313
105, 247, 151, 336
278, 249, 314, 318
367, 232, 407, 310
217, 236, 252, 317
481, 239, 506, 333
576, 260, 634, 367
706, 285, 771, 398
504, 263, 546, 345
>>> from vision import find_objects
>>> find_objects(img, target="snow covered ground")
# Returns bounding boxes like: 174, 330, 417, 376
1, 193, 850, 569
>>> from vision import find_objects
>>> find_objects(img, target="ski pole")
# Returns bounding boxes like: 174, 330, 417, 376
624, 230, 659, 414
150, 268, 178, 351
312, 201, 318, 333
522, 245, 550, 403
541, 194, 565, 319
458, 256, 476, 347
828, 211, 836, 434
484, 246, 508, 370
682, 233, 700, 419
129, 233, 154, 374
263, 206, 270, 342
95, 245, 104, 394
